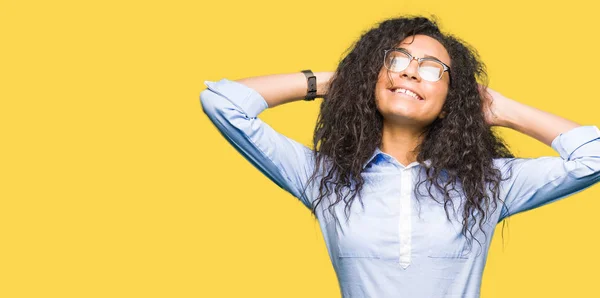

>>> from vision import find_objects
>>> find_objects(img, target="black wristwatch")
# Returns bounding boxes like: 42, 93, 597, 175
301, 69, 317, 101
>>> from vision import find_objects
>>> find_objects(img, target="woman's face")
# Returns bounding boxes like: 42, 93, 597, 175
374, 34, 451, 128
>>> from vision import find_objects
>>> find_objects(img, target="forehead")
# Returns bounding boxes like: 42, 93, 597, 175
396, 34, 450, 66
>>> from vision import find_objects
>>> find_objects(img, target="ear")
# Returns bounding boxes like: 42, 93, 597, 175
438, 111, 447, 119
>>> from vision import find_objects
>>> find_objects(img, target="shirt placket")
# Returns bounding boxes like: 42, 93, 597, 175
399, 167, 412, 269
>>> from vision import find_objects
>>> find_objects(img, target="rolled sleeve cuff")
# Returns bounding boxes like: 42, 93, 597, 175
551, 125, 600, 160
204, 79, 269, 118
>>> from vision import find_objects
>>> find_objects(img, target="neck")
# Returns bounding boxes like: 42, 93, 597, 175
380, 121, 426, 167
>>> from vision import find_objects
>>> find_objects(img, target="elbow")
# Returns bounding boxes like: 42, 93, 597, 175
200, 88, 231, 121
200, 89, 217, 116
200, 88, 230, 128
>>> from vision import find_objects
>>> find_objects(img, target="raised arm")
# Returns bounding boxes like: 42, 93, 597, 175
481, 87, 600, 221
236, 72, 333, 108
199, 72, 333, 209
482, 86, 581, 145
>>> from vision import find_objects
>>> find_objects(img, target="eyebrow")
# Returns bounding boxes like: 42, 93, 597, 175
396, 47, 445, 63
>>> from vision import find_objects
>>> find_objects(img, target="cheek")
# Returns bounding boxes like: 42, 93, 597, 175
427, 86, 448, 101
374, 83, 387, 102
424, 85, 449, 103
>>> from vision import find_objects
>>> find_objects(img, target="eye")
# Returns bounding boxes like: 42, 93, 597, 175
418, 60, 444, 81
385, 51, 410, 71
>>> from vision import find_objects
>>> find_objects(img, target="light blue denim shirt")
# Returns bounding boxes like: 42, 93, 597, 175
200, 78, 600, 298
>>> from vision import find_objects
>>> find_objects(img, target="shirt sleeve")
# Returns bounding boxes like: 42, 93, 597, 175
200, 78, 316, 210
497, 125, 600, 222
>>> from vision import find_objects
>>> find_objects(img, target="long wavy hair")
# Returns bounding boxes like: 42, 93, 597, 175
303, 15, 516, 251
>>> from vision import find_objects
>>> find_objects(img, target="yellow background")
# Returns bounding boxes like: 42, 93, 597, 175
2, 0, 600, 297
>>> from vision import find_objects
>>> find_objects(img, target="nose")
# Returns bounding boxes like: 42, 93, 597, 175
399, 58, 420, 81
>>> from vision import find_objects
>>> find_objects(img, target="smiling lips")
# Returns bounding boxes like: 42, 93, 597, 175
389, 88, 424, 101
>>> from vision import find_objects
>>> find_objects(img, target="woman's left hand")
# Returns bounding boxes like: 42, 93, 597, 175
478, 84, 512, 127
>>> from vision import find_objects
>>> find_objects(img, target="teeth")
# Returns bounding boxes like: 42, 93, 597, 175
393, 88, 422, 100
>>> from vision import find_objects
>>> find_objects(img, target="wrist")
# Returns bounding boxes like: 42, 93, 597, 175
315, 71, 334, 97
500, 99, 523, 129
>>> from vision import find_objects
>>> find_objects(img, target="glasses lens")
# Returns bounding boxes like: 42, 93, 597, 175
385, 50, 410, 72
419, 60, 444, 81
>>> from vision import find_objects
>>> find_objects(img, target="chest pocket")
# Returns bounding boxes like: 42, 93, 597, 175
426, 219, 488, 261
424, 197, 475, 259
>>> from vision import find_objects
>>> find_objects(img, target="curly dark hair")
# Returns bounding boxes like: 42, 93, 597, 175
302, 14, 516, 252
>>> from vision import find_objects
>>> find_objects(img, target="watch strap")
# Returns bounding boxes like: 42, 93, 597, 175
301, 69, 317, 101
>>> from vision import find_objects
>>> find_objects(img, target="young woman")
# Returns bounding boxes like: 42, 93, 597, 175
200, 15, 600, 298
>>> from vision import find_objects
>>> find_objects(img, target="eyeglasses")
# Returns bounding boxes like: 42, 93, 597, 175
383, 48, 451, 82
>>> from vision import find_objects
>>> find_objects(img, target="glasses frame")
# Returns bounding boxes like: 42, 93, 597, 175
383, 48, 451, 82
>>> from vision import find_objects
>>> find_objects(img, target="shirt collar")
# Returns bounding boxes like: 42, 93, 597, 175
361, 147, 385, 170
362, 146, 432, 170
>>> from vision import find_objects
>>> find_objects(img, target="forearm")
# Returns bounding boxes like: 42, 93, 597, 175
501, 99, 581, 147
235, 71, 333, 108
